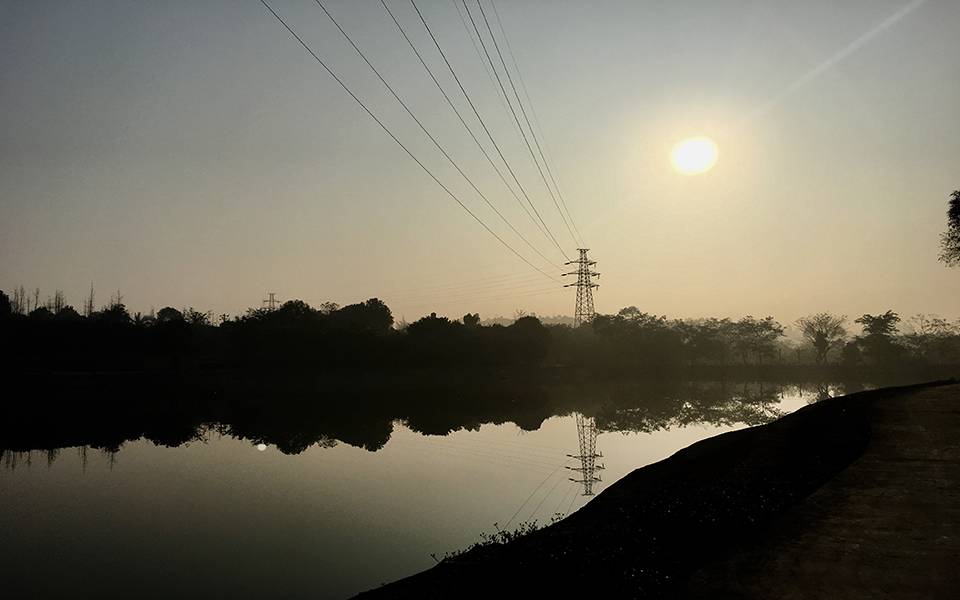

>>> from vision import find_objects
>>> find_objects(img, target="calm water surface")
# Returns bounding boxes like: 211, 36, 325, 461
0, 381, 848, 599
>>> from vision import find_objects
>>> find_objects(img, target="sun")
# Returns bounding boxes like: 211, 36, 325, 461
670, 137, 719, 175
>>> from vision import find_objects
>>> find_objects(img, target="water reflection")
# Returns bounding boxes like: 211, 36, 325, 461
0, 377, 862, 469
567, 414, 604, 496
0, 377, 869, 599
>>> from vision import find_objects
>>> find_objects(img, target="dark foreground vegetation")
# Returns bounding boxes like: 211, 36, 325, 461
2, 288, 958, 379
355, 380, 958, 599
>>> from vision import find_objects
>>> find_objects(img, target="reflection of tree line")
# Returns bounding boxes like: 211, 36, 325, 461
0, 376, 862, 468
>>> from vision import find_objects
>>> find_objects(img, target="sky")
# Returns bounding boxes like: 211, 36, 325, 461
1, 0, 959, 327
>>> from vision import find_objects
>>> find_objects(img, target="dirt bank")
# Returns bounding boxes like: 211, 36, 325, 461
355, 380, 958, 599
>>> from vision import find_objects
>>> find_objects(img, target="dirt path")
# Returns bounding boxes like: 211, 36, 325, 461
685, 383, 960, 598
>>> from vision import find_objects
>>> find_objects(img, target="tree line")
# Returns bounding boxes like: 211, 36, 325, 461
1, 287, 958, 375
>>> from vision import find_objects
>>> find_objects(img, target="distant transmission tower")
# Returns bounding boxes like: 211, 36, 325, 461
566, 413, 605, 496
563, 249, 599, 327
263, 292, 279, 311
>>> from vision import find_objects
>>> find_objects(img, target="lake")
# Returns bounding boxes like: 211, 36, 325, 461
0, 378, 856, 598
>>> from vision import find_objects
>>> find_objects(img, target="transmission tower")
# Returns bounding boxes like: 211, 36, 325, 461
566, 413, 605, 496
263, 292, 279, 311
563, 249, 599, 327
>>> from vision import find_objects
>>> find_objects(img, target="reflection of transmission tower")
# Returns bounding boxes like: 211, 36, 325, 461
563, 249, 599, 327
263, 292, 279, 311
567, 413, 605, 496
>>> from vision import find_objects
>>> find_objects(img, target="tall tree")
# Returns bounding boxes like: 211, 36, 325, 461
939, 190, 960, 266
796, 313, 847, 364
84, 283, 96, 317
855, 310, 902, 366
855, 311, 901, 337
0, 290, 11, 318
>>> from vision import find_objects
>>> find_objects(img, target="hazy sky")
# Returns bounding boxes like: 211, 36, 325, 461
2, 0, 958, 326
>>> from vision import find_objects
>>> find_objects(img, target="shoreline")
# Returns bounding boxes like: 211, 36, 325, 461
355, 379, 958, 599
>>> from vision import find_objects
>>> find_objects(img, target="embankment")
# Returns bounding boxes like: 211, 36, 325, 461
356, 379, 958, 599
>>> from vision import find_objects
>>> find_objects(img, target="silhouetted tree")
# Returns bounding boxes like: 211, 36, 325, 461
29, 306, 54, 321
94, 303, 132, 325
157, 307, 185, 323
406, 312, 466, 364
330, 298, 393, 334
184, 308, 212, 326
46, 290, 66, 314
507, 316, 550, 364
856, 311, 900, 337
463, 313, 481, 328
795, 313, 847, 364
318, 301, 339, 315
11, 286, 27, 315
840, 341, 862, 368
0, 290, 10, 318
676, 318, 733, 366
855, 310, 902, 366
901, 314, 960, 366
592, 308, 684, 369
54, 306, 82, 322
733, 316, 784, 365
84, 283, 96, 317
939, 190, 960, 266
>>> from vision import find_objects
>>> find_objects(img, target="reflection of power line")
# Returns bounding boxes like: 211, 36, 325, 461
527, 467, 569, 522
503, 460, 571, 529
552, 482, 579, 517
565, 483, 580, 513
566, 413, 604, 496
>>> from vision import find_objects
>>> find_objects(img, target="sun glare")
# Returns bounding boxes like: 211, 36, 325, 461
670, 137, 719, 175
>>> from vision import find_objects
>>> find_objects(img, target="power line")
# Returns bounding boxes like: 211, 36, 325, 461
472, 0, 580, 248
311, 0, 560, 277
257, 0, 558, 283
413, 0, 567, 261
458, 0, 571, 260
378, 0, 561, 269
489, 0, 585, 247
450, 0, 524, 142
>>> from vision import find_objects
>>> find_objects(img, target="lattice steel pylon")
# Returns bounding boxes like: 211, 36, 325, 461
263, 292, 279, 311
567, 413, 605, 496
563, 249, 599, 327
